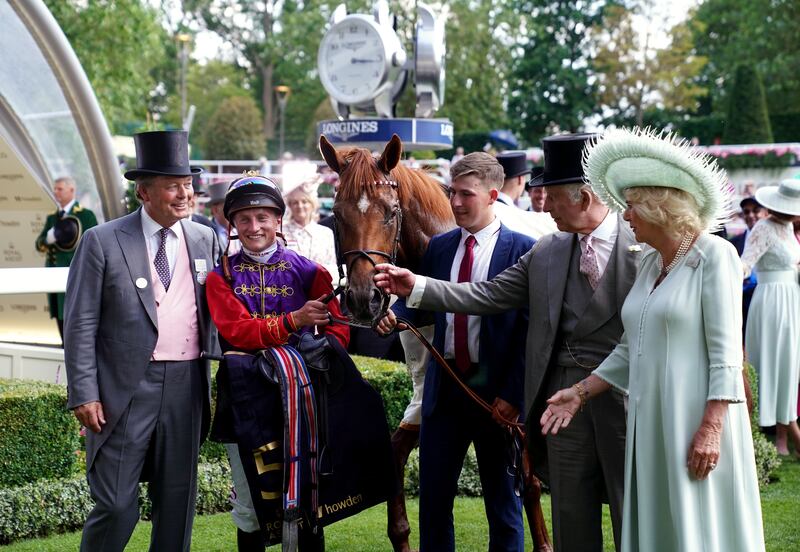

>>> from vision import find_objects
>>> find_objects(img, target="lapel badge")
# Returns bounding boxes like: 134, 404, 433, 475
627, 244, 642, 252
135, 277, 148, 289
195, 259, 208, 284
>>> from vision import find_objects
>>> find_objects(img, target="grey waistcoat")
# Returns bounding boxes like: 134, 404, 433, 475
554, 237, 625, 369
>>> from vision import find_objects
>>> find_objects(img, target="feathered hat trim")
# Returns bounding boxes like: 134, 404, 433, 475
583, 127, 735, 233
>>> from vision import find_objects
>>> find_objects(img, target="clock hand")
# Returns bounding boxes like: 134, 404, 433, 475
351, 57, 382, 64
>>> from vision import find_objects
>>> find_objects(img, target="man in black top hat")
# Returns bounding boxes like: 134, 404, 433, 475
189, 168, 214, 228
496, 151, 531, 207
64, 130, 220, 552
375, 133, 636, 551
526, 167, 547, 212
35, 176, 98, 341
493, 152, 556, 238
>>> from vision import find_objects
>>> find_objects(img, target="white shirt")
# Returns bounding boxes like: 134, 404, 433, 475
408, 217, 501, 363
493, 200, 557, 240
141, 207, 184, 274
496, 191, 515, 207
60, 199, 76, 214
577, 210, 618, 276
444, 218, 501, 361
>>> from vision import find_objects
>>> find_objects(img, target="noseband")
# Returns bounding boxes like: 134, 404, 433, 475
332, 179, 402, 328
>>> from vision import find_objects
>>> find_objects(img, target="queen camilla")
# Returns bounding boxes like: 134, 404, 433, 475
541, 127, 765, 551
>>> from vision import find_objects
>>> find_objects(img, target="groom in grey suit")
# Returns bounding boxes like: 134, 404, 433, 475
64, 131, 219, 552
375, 134, 640, 552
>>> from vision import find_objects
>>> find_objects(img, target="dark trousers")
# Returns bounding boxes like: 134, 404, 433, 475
545, 365, 626, 552
419, 374, 524, 552
81, 360, 204, 552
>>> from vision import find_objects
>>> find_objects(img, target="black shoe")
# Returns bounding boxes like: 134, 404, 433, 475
237, 529, 265, 552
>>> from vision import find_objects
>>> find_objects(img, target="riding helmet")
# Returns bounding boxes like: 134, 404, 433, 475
223, 174, 286, 221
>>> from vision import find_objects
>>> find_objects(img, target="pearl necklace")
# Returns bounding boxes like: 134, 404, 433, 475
658, 233, 695, 275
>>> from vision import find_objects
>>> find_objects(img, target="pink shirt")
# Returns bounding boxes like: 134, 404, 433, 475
148, 228, 201, 360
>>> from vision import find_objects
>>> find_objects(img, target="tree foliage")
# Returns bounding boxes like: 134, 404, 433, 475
592, 4, 707, 126
202, 96, 267, 159
161, 61, 254, 157
507, 0, 605, 146
433, 1, 511, 133
43, 0, 170, 133
188, 0, 355, 142
722, 65, 773, 145
692, 0, 800, 116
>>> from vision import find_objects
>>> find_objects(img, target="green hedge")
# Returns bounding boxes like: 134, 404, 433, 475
355, 355, 414, 432
0, 379, 80, 487
715, 152, 796, 171
0, 462, 231, 544
745, 364, 781, 487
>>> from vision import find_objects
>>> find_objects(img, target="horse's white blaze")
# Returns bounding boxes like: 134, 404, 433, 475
357, 193, 370, 214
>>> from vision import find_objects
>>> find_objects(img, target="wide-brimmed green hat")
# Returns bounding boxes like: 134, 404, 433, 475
583, 127, 734, 232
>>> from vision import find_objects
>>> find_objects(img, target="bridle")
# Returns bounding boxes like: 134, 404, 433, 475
331, 179, 402, 328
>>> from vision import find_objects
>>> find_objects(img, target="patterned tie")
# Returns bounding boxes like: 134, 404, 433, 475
454, 235, 477, 374
580, 235, 601, 290
154, 227, 171, 291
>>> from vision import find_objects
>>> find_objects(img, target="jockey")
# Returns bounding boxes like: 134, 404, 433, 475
205, 174, 349, 552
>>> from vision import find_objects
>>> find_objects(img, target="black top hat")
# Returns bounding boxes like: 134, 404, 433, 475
208, 182, 227, 205
191, 168, 205, 195
496, 151, 531, 179
739, 196, 762, 210
53, 215, 82, 252
528, 133, 597, 188
525, 167, 544, 190
124, 131, 202, 180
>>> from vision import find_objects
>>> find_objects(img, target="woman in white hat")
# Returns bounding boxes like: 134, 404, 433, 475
741, 179, 800, 457
283, 178, 338, 277
541, 128, 764, 551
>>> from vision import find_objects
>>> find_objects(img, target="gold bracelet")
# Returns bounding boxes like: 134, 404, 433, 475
572, 382, 588, 412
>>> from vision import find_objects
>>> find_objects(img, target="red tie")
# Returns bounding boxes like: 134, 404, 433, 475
454, 235, 477, 374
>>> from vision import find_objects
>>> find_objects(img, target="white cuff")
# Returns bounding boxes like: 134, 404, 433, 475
46, 227, 56, 244
406, 276, 428, 308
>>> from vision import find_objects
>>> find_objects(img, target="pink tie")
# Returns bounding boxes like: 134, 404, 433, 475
580, 235, 600, 290
454, 235, 477, 374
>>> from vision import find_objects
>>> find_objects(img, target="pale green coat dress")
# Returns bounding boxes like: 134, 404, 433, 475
594, 234, 765, 552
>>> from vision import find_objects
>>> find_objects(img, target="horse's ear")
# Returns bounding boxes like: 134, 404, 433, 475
319, 135, 344, 173
378, 134, 403, 173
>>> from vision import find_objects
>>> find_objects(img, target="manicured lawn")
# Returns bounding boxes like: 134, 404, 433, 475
3, 460, 798, 551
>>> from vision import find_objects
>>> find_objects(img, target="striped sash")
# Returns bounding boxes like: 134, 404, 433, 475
264, 346, 319, 520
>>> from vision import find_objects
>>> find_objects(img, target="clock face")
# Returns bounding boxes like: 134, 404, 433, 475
319, 17, 387, 105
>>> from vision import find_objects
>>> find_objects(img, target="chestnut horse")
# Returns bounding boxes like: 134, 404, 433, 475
320, 134, 454, 325
319, 134, 551, 552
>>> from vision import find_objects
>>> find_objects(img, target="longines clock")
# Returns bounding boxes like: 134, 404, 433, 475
318, 2, 407, 118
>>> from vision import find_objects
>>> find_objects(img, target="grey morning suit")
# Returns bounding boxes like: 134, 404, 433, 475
64, 209, 219, 552
416, 215, 639, 552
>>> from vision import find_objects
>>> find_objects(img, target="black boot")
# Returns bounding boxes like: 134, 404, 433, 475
237, 528, 265, 552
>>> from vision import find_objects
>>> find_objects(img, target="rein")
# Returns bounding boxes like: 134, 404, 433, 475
328, 177, 522, 428
395, 317, 525, 433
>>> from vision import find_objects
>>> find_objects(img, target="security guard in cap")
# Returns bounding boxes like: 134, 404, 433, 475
35, 176, 98, 340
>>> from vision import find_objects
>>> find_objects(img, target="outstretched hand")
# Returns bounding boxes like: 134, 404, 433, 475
373, 264, 416, 297
540, 388, 581, 435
